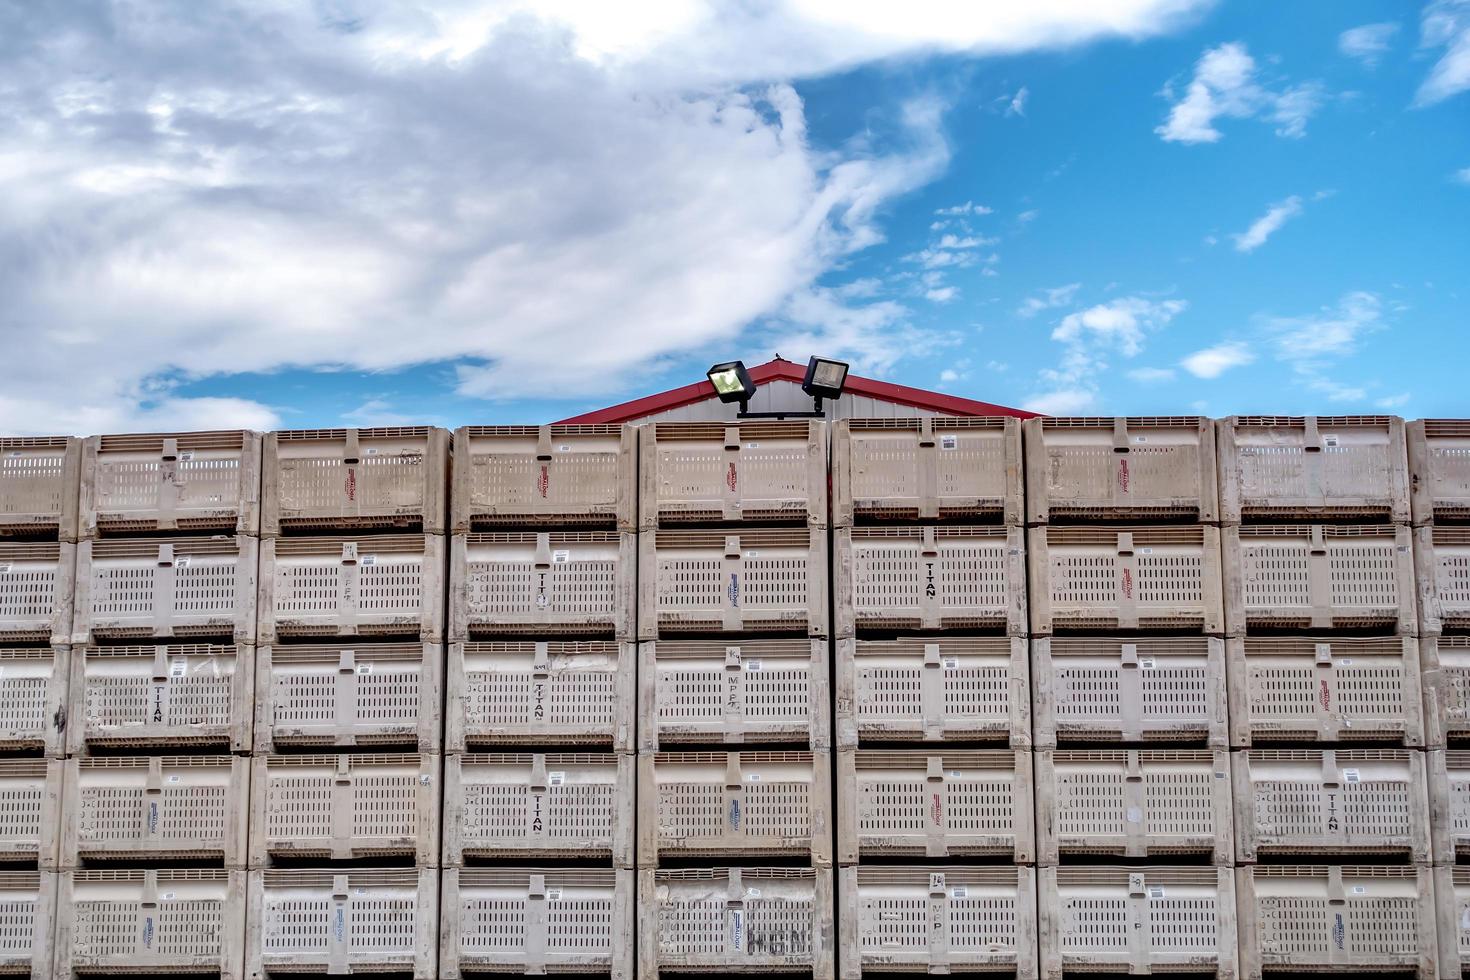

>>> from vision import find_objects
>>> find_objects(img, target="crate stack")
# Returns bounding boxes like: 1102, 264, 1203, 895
249, 427, 448, 980
1216, 415, 1438, 980
829, 418, 1035, 979
441, 424, 637, 980
635, 421, 833, 980
58, 430, 262, 980
1024, 416, 1238, 979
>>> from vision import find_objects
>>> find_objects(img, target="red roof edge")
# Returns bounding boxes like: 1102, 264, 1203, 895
555, 357, 1038, 424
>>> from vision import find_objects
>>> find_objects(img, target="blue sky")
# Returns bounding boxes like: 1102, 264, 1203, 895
1, 1, 1468, 433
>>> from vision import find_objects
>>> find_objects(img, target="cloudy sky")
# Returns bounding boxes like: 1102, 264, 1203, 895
1, 0, 1467, 433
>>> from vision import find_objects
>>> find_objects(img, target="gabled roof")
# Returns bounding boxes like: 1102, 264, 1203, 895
555, 357, 1038, 424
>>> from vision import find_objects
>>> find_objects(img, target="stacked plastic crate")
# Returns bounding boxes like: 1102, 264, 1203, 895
249, 427, 448, 980
1025, 417, 1237, 979
1217, 416, 1437, 980
59, 430, 261, 980
0, 435, 79, 979
636, 421, 833, 980
442, 425, 637, 980
830, 418, 1035, 979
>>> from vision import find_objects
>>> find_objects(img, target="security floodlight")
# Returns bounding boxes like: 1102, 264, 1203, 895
801, 356, 849, 401
707, 360, 755, 406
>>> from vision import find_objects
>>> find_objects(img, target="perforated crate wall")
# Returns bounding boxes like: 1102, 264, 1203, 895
1223, 523, 1416, 634
832, 417, 1022, 526
0, 435, 80, 540
1434, 866, 1470, 979
0, 871, 54, 977
56, 869, 245, 979
73, 536, 257, 644
62, 755, 250, 867
1409, 419, 1470, 525
443, 753, 633, 867
637, 751, 833, 865
69, 642, 252, 754
1228, 636, 1424, 747
1237, 865, 1437, 978
836, 749, 1034, 863
641, 528, 829, 638
1039, 866, 1236, 979
1424, 635, 1470, 747
838, 866, 1037, 979
262, 426, 448, 535
80, 430, 261, 536
1029, 525, 1224, 634
1417, 525, 1470, 635
441, 868, 632, 980
1023, 416, 1219, 523
836, 525, 1026, 637
640, 638, 830, 751
258, 533, 443, 642
248, 753, 440, 866
0, 760, 60, 868
1034, 748, 1233, 865
836, 636, 1030, 749
1032, 636, 1226, 748
1430, 750, 1470, 863
639, 420, 827, 528
246, 869, 437, 980
255, 641, 441, 753
453, 424, 636, 531
452, 531, 634, 638
1234, 748, 1428, 862
0, 541, 74, 644
0, 646, 67, 757
1219, 415, 1410, 522
637, 867, 834, 979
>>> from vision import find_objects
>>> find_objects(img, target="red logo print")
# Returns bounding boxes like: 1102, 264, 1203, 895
344, 467, 357, 502
931, 793, 943, 826
727, 462, 738, 493
538, 465, 550, 499
1121, 567, 1133, 599
1319, 679, 1331, 712
1118, 457, 1130, 494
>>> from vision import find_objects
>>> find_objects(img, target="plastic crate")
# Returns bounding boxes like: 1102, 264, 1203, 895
452, 531, 634, 638
1039, 866, 1236, 979
452, 424, 636, 531
836, 525, 1026, 637
80, 430, 261, 537
1228, 636, 1424, 746
1219, 415, 1410, 522
248, 753, 440, 866
836, 636, 1030, 748
56, 869, 244, 979
836, 749, 1035, 863
441, 867, 633, 979
1033, 636, 1227, 748
0, 871, 54, 977
68, 642, 252, 754
62, 755, 250, 867
447, 640, 633, 752
0, 645, 67, 757
637, 867, 834, 979
255, 641, 441, 753
0, 541, 74, 644
1408, 419, 1470, 525
640, 638, 830, 751
73, 535, 257, 644
442, 753, 634, 867
1424, 635, 1470, 747
262, 426, 448, 536
831, 417, 1022, 526
1431, 750, 1470, 862
0, 759, 61, 867
1434, 866, 1470, 979
1417, 525, 1470, 635
1029, 525, 1224, 634
1233, 748, 1428, 862
1023, 416, 1219, 523
638, 751, 833, 865
640, 528, 828, 638
246, 869, 437, 980
639, 420, 827, 528
0, 435, 80, 540
1223, 523, 1415, 634
1237, 865, 1437, 978
258, 533, 443, 642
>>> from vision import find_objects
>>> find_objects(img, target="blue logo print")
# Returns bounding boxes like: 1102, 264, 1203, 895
1332, 913, 1345, 951
728, 573, 740, 608
729, 799, 741, 831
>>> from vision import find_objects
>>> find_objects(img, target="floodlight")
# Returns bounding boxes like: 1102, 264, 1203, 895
802, 356, 849, 401
707, 360, 755, 404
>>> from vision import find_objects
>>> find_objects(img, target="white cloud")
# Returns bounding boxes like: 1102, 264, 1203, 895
1023, 388, 1097, 415
1377, 392, 1411, 408
1416, 0, 1470, 106
1455, 167, 1470, 184
1233, 196, 1304, 252
1156, 42, 1324, 143
1308, 377, 1369, 402
765, 286, 958, 378
939, 368, 961, 383
1271, 291, 1384, 359
1051, 297, 1188, 356
1017, 283, 1082, 317
1181, 341, 1254, 378
1006, 87, 1029, 116
1127, 367, 1177, 383
925, 286, 958, 303
934, 201, 993, 216
1339, 22, 1400, 66
985, 360, 1009, 372
1017, 209, 1039, 223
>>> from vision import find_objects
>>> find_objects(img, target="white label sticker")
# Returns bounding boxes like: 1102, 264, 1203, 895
1139, 657, 1156, 670
940, 434, 958, 450
170, 660, 187, 678
558, 444, 572, 452
173, 556, 190, 569
355, 888, 366, 896
950, 886, 968, 898
546, 888, 562, 901
548, 772, 566, 786
0, 563, 11, 574
747, 774, 761, 782
744, 550, 760, 558
419, 774, 432, 785
1215, 771, 1227, 779
929, 874, 945, 891
1461, 907, 1470, 930
1343, 768, 1361, 783
356, 663, 373, 676
1337, 658, 1352, 666
365, 447, 380, 456
1351, 885, 1366, 895
178, 451, 194, 461
744, 660, 762, 672
942, 657, 959, 669
359, 554, 377, 567
1138, 547, 1154, 555
551, 549, 570, 563
1323, 435, 1340, 448
745, 887, 761, 898
161, 891, 176, 900
1148, 886, 1166, 899
167, 775, 181, 783
1126, 807, 1142, 823
745, 442, 760, 449
1134, 435, 1147, 443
